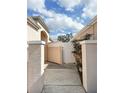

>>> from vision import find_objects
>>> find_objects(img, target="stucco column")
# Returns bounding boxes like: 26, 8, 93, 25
80, 40, 97, 93
27, 41, 45, 93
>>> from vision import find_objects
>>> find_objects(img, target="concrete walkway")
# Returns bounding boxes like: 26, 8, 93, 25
42, 63, 85, 93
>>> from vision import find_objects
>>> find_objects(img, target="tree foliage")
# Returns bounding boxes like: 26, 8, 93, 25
57, 33, 73, 42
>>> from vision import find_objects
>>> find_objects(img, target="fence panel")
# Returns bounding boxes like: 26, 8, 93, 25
47, 46, 62, 64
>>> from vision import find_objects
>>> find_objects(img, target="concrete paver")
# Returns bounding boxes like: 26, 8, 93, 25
47, 63, 77, 70
42, 63, 85, 93
44, 85, 85, 93
44, 69, 81, 85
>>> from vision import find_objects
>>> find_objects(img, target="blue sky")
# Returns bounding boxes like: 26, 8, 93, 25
27, 0, 97, 40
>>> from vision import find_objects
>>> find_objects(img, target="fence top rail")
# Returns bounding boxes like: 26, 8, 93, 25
80, 40, 97, 44
27, 41, 46, 45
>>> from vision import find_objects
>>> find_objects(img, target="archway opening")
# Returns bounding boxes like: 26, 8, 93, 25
41, 31, 48, 64
41, 31, 48, 43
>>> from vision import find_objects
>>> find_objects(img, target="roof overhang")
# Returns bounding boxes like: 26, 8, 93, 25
32, 16, 49, 33
71, 16, 97, 41
27, 17, 40, 30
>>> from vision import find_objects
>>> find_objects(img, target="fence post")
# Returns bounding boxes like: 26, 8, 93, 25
27, 41, 45, 93
80, 40, 97, 93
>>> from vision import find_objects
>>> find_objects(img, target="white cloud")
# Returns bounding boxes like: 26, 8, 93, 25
45, 13, 84, 33
53, 0, 96, 18
57, 33, 66, 36
28, 0, 83, 32
54, 0, 81, 11
27, 0, 96, 20
28, 0, 84, 40
49, 34, 57, 41
27, 0, 45, 11
73, 32, 76, 36
76, 17, 80, 21
41, 9, 84, 40
81, 0, 97, 18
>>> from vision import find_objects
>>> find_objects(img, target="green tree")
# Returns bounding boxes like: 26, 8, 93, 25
57, 33, 73, 42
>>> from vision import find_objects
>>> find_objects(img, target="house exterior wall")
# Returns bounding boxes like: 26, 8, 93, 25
77, 22, 97, 40
27, 24, 40, 41
71, 16, 97, 41
27, 22, 49, 43
37, 22, 50, 43
81, 40, 97, 93
94, 22, 97, 40
27, 17, 49, 93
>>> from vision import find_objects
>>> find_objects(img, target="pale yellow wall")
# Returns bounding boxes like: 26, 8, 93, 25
27, 24, 40, 41
27, 23, 49, 43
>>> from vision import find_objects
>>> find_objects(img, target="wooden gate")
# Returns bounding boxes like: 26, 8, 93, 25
46, 46, 62, 64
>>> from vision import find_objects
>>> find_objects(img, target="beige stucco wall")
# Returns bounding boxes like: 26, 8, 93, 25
81, 40, 97, 93
73, 21, 97, 41
27, 24, 41, 41
27, 44, 45, 93
37, 22, 50, 42
94, 22, 97, 40
27, 23, 49, 43
27, 18, 49, 93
